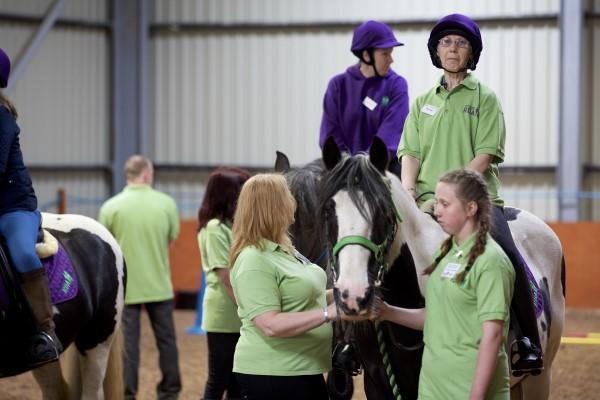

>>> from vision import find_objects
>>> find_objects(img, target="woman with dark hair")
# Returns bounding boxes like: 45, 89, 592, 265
197, 166, 250, 400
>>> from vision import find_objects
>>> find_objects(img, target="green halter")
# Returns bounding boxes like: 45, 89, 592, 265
330, 179, 403, 282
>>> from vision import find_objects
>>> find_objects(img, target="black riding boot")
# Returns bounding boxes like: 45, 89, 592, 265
510, 263, 543, 376
20, 268, 62, 367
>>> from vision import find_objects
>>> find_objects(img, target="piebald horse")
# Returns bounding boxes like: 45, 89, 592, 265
0, 212, 125, 399
320, 136, 565, 400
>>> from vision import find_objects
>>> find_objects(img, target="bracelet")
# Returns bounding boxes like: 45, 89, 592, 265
323, 308, 330, 323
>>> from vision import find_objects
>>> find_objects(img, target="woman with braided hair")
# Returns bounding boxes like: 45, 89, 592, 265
373, 169, 514, 400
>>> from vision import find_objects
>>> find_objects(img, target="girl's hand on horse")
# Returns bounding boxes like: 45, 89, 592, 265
326, 289, 334, 305
369, 298, 386, 320
326, 301, 338, 322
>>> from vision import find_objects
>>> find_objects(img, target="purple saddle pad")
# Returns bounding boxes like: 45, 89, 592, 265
0, 243, 78, 311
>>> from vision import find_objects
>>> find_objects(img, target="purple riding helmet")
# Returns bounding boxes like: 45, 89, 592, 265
351, 20, 403, 76
0, 48, 10, 88
427, 13, 483, 70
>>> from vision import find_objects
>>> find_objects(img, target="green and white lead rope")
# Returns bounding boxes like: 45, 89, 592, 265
375, 320, 402, 400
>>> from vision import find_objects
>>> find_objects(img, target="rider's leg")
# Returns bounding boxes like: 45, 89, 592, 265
491, 206, 543, 373
0, 210, 61, 365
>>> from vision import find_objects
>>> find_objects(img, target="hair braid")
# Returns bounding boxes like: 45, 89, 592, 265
423, 237, 453, 276
455, 218, 490, 283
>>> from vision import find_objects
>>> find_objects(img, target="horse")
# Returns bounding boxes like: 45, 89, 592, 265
275, 148, 425, 399
0, 212, 126, 399
318, 136, 565, 400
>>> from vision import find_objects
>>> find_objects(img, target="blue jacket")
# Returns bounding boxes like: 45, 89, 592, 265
0, 105, 37, 215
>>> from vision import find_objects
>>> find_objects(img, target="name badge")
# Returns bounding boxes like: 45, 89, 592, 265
440, 262, 461, 279
421, 104, 438, 116
363, 96, 378, 111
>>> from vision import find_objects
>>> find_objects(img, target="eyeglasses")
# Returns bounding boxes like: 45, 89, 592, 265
438, 37, 470, 49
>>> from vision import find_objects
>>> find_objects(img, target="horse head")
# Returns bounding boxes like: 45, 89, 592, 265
275, 151, 328, 268
320, 136, 402, 315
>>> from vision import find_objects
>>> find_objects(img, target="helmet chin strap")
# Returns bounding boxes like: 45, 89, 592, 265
360, 49, 382, 78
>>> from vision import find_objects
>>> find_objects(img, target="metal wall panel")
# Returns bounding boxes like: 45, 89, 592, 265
155, 171, 213, 219
586, 172, 600, 219
153, 0, 559, 23
0, 0, 107, 21
153, 21, 559, 168
31, 171, 109, 218
501, 173, 558, 221
1, 22, 110, 165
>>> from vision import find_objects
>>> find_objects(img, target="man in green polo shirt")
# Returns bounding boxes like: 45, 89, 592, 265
98, 155, 181, 399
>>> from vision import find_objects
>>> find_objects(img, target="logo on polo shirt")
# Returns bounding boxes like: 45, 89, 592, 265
464, 105, 479, 117
381, 96, 390, 106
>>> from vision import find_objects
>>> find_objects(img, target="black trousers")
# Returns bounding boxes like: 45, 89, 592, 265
123, 300, 182, 400
235, 373, 329, 400
491, 206, 541, 348
203, 332, 241, 400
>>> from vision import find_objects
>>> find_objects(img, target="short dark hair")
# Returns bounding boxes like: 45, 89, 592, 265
197, 166, 251, 231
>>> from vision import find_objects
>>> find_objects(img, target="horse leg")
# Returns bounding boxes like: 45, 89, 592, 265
32, 361, 69, 400
76, 338, 114, 400
518, 369, 551, 400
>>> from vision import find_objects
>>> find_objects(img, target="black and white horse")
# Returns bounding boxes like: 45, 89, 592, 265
276, 148, 424, 399
0, 212, 125, 399
318, 137, 565, 400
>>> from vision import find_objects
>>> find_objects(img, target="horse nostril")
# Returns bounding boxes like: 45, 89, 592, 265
341, 289, 349, 300
357, 288, 373, 310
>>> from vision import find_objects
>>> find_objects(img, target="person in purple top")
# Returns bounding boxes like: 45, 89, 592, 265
0, 47, 61, 367
319, 20, 409, 175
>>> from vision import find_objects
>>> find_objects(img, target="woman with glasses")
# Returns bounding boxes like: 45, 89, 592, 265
397, 13, 543, 376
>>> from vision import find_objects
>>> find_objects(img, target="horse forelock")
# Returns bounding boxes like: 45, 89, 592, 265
320, 155, 391, 229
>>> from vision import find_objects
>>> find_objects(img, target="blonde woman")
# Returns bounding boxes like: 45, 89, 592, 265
229, 174, 336, 400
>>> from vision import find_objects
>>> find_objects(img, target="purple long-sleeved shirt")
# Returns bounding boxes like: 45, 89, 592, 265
319, 64, 409, 159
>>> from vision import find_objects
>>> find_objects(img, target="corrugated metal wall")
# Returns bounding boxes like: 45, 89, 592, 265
0, 0, 106, 21
151, 0, 567, 220
1, 0, 597, 221
153, 0, 559, 23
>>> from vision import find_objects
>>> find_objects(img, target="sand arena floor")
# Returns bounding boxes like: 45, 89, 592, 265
1, 308, 599, 399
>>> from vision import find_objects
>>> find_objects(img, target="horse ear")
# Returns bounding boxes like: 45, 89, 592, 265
369, 136, 389, 173
322, 136, 342, 170
275, 151, 291, 172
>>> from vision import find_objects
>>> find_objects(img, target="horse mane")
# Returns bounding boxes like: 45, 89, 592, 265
285, 159, 324, 227
319, 154, 390, 224
284, 159, 327, 264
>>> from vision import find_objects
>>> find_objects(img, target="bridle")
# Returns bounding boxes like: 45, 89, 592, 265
328, 182, 403, 288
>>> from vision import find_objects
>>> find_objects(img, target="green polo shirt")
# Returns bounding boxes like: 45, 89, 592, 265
98, 184, 179, 304
398, 74, 505, 206
198, 219, 241, 333
230, 240, 332, 376
419, 233, 514, 400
